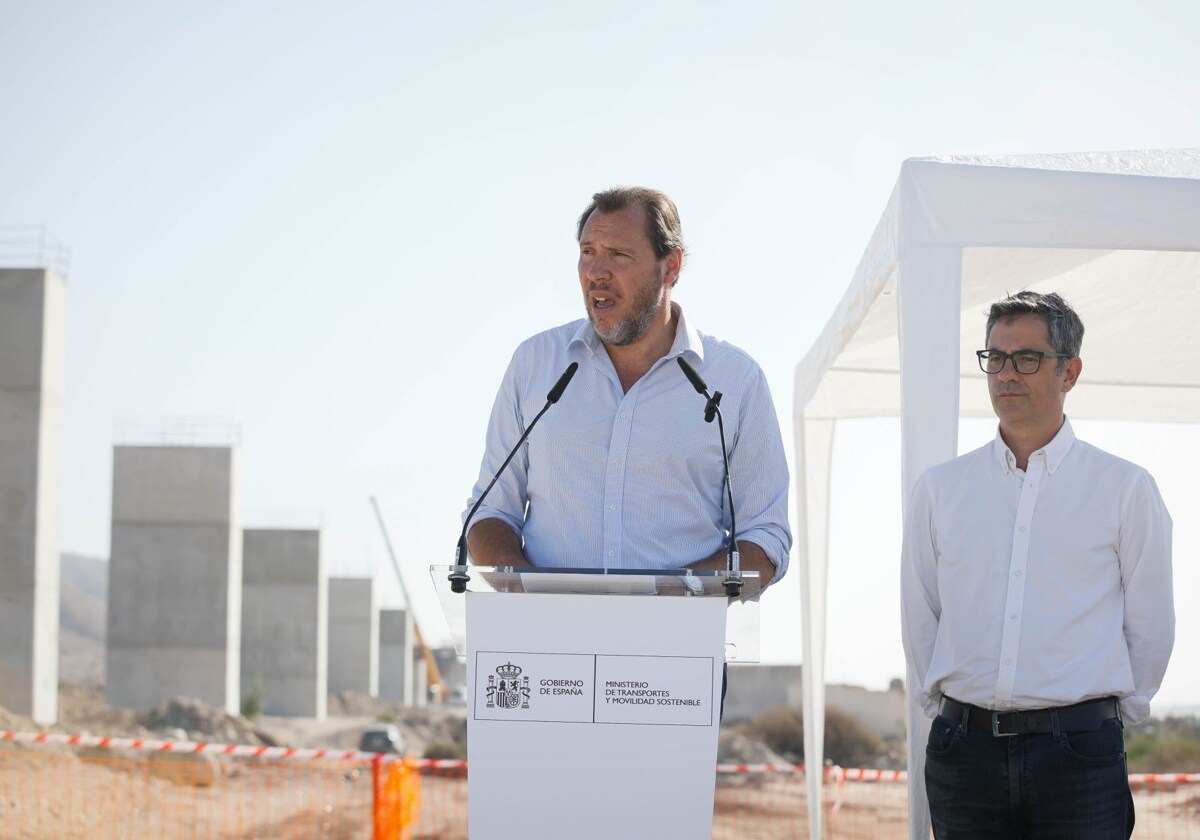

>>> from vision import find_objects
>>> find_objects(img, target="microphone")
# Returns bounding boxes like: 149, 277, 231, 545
678, 357, 724, 423
675, 357, 742, 596
450, 361, 580, 593
546, 362, 578, 404
679, 356, 708, 395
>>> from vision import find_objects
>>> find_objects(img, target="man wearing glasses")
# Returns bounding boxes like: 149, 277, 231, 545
901, 290, 1174, 839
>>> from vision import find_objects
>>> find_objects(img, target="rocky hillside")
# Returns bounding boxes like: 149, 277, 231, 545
59, 552, 107, 685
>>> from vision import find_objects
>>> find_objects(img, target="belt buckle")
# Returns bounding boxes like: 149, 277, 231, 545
991, 711, 1017, 737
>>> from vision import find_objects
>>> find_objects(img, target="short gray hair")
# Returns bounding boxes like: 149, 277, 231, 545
986, 291, 1084, 373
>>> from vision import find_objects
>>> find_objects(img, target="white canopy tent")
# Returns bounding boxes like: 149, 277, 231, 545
792, 149, 1200, 840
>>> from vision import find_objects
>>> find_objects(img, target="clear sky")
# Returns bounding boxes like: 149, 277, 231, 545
2, 0, 1198, 706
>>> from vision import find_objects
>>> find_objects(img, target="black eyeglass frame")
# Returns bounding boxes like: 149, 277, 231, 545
976, 349, 1074, 375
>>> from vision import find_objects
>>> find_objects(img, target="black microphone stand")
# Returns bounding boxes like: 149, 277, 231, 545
450, 362, 579, 593
677, 357, 742, 597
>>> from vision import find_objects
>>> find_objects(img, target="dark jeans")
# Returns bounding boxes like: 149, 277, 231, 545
925, 712, 1134, 839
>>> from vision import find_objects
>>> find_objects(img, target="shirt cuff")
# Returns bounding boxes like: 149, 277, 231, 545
1118, 694, 1152, 725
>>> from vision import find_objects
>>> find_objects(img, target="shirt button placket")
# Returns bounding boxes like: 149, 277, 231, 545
603, 399, 634, 567
995, 459, 1043, 705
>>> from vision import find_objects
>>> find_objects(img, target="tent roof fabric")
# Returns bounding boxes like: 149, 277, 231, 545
796, 148, 1200, 424
921, 149, 1200, 178
791, 148, 1200, 840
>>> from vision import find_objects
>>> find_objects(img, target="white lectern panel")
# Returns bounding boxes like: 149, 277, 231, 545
466, 591, 725, 840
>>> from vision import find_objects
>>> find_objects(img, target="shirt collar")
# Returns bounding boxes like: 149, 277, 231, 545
569, 319, 597, 353
568, 302, 703, 363
665, 302, 704, 363
991, 417, 1077, 475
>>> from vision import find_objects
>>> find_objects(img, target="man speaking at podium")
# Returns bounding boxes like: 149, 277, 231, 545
462, 186, 791, 588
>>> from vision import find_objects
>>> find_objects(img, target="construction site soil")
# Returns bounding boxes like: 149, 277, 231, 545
5, 685, 1197, 839
2, 683, 467, 755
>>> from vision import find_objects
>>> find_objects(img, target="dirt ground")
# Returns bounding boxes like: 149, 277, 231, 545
5, 686, 1199, 838
1, 683, 471, 839
1, 744, 376, 840
3, 683, 467, 756
5, 747, 1200, 839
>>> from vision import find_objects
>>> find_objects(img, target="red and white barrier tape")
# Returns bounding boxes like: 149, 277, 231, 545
824, 766, 1200, 787
713, 765, 904, 782
715, 762, 805, 774
5, 731, 1197, 785
835, 767, 908, 782
714, 764, 1200, 789
0, 730, 465, 768
1129, 773, 1200, 787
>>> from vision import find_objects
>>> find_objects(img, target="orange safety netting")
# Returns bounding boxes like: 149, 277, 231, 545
372, 755, 422, 840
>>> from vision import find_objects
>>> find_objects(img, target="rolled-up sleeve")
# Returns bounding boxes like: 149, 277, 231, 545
462, 350, 530, 540
729, 366, 792, 585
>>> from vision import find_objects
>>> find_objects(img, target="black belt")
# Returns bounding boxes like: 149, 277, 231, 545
939, 695, 1121, 737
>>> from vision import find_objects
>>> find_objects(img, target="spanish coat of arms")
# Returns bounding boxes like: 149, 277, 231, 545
485, 662, 531, 710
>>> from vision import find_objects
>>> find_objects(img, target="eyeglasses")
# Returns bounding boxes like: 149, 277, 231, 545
976, 349, 1073, 375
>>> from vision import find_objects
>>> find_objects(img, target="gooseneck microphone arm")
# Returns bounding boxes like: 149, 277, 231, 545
450, 361, 579, 593
676, 356, 742, 597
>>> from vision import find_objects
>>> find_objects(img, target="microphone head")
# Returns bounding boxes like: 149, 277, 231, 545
677, 356, 708, 395
546, 361, 579, 404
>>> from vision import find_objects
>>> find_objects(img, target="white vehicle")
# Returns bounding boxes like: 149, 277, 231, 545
358, 724, 406, 755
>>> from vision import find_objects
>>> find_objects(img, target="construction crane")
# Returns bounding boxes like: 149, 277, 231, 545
370, 496, 445, 704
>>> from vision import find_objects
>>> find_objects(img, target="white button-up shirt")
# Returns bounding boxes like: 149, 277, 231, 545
901, 419, 1174, 723
464, 306, 792, 583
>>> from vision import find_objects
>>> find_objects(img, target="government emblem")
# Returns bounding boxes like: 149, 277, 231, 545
485, 662, 531, 710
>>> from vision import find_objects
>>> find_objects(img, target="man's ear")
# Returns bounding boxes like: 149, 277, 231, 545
1061, 356, 1083, 394
663, 248, 683, 288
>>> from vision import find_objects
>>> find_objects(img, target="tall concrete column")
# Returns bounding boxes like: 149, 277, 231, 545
241, 528, 327, 718
107, 445, 241, 713
434, 647, 465, 705
414, 655, 428, 707
327, 577, 378, 697
378, 608, 414, 705
0, 268, 66, 723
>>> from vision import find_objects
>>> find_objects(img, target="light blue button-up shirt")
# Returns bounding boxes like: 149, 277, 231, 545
464, 306, 791, 584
